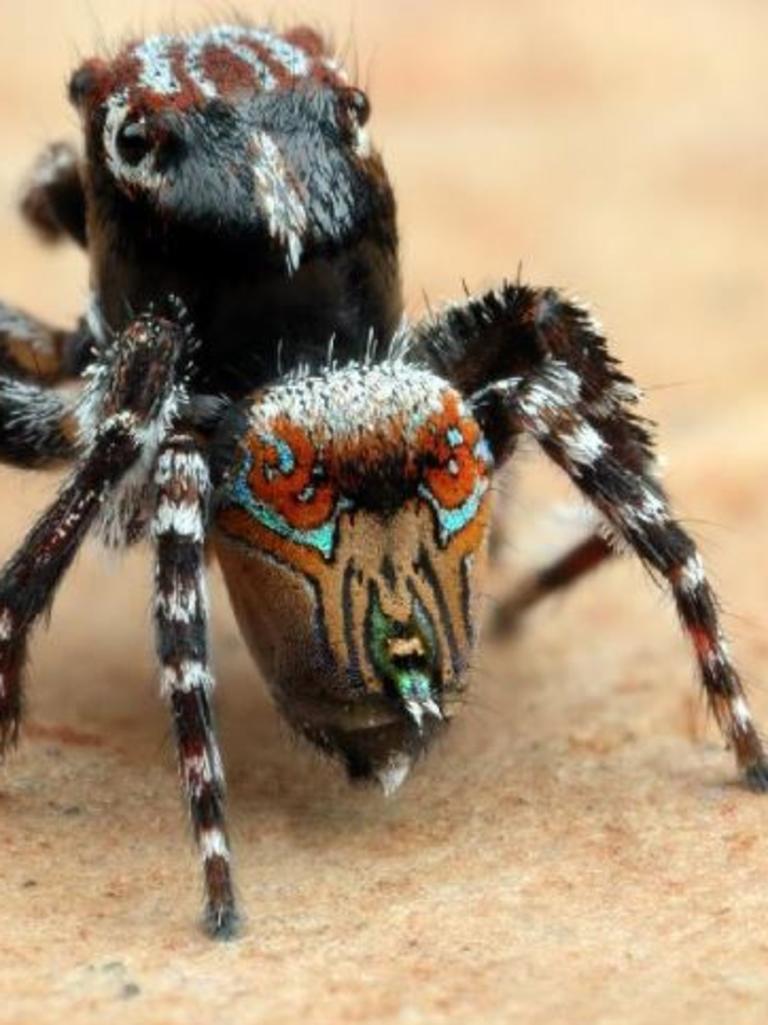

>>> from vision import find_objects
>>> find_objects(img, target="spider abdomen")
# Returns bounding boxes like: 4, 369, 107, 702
211, 361, 494, 783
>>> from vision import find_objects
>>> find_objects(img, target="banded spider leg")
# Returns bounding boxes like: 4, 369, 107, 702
153, 434, 237, 937
0, 311, 237, 935
415, 283, 768, 788
20, 140, 87, 248
490, 532, 613, 635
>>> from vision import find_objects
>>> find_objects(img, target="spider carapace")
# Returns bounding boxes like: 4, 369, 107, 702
0, 22, 764, 938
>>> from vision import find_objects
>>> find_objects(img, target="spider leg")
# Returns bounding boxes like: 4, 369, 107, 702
0, 373, 77, 467
0, 300, 93, 384
0, 410, 147, 748
152, 434, 238, 939
490, 531, 613, 635
0, 315, 186, 750
20, 142, 86, 248
416, 283, 768, 788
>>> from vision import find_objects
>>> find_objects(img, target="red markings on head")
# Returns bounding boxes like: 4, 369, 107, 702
70, 25, 344, 118
200, 45, 259, 97
283, 26, 329, 57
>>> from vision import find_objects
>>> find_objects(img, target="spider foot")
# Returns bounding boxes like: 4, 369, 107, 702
199, 819, 239, 940
202, 898, 241, 941
0, 652, 22, 756
743, 761, 768, 794
0, 711, 20, 757
20, 141, 86, 247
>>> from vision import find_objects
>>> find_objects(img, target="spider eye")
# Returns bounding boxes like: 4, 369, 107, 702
116, 118, 152, 166
68, 61, 107, 108
334, 88, 372, 159
346, 88, 371, 127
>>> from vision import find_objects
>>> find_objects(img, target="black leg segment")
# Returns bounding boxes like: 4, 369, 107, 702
415, 282, 768, 787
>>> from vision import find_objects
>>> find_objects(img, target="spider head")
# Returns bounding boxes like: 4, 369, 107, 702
69, 24, 392, 273
212, 363, 494, 791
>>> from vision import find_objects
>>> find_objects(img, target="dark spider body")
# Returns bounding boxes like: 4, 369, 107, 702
0, 22, 765, 939
72, 28, 400, 395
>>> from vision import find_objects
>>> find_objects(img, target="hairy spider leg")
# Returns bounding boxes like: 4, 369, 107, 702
153, 435, 237, 938
490, 531, 613, 635
0, 301, 91, 386
0, 315, 185, 743
0, 373, 77, 467
19, 141, 87, 248
415, 282, 768, 788
0, 411, 145, 747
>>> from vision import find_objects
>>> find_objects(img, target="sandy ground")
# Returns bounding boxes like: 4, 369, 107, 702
1, 2, 768, 1022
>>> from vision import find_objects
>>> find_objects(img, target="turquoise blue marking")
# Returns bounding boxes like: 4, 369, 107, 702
419, 476, 490, 547
398, 670, 432, 703
224, 451, 343, 561
418, 432, 494, 547
268, 434, 296, 475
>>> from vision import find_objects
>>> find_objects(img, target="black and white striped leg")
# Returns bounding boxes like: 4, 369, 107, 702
20, 141, 87, 248
152, 435, 238, 939
0, 313, 189, 751
0, 374, 76, 467
417, 282, 768, 787
0, 412, 144, 748
0, 371, 81, 467
511, 365, 767, 787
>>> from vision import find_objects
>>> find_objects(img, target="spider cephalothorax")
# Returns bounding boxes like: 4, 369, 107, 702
68, 24, 400, 394
1, 21, 765, 940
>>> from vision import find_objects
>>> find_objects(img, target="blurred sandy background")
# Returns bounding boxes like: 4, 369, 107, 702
1, 2, 768, 1023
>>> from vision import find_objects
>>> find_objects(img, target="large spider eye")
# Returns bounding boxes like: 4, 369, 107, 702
68, 60, 108, 108
345, 88, 371, 127
116, 117, 152, 166
336, 87, 372, 157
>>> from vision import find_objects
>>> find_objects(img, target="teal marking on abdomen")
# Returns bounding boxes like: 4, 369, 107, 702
223, 451, 344, 560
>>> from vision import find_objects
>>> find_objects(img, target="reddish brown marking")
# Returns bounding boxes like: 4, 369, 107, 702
667, 563, 682, 585
417, 393, 486, 510
110, 49, 144, 100
539, 534, 612, 590
201, 45, 258, 96
240, 37, 296, 89
70, 57, 113, 108
689, 624, 716, 659
182, 739, 208, 790
283, 26, 329, 57
311, 64, 345, 89
167, 42, 205, 111
247, 419, 336, 531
